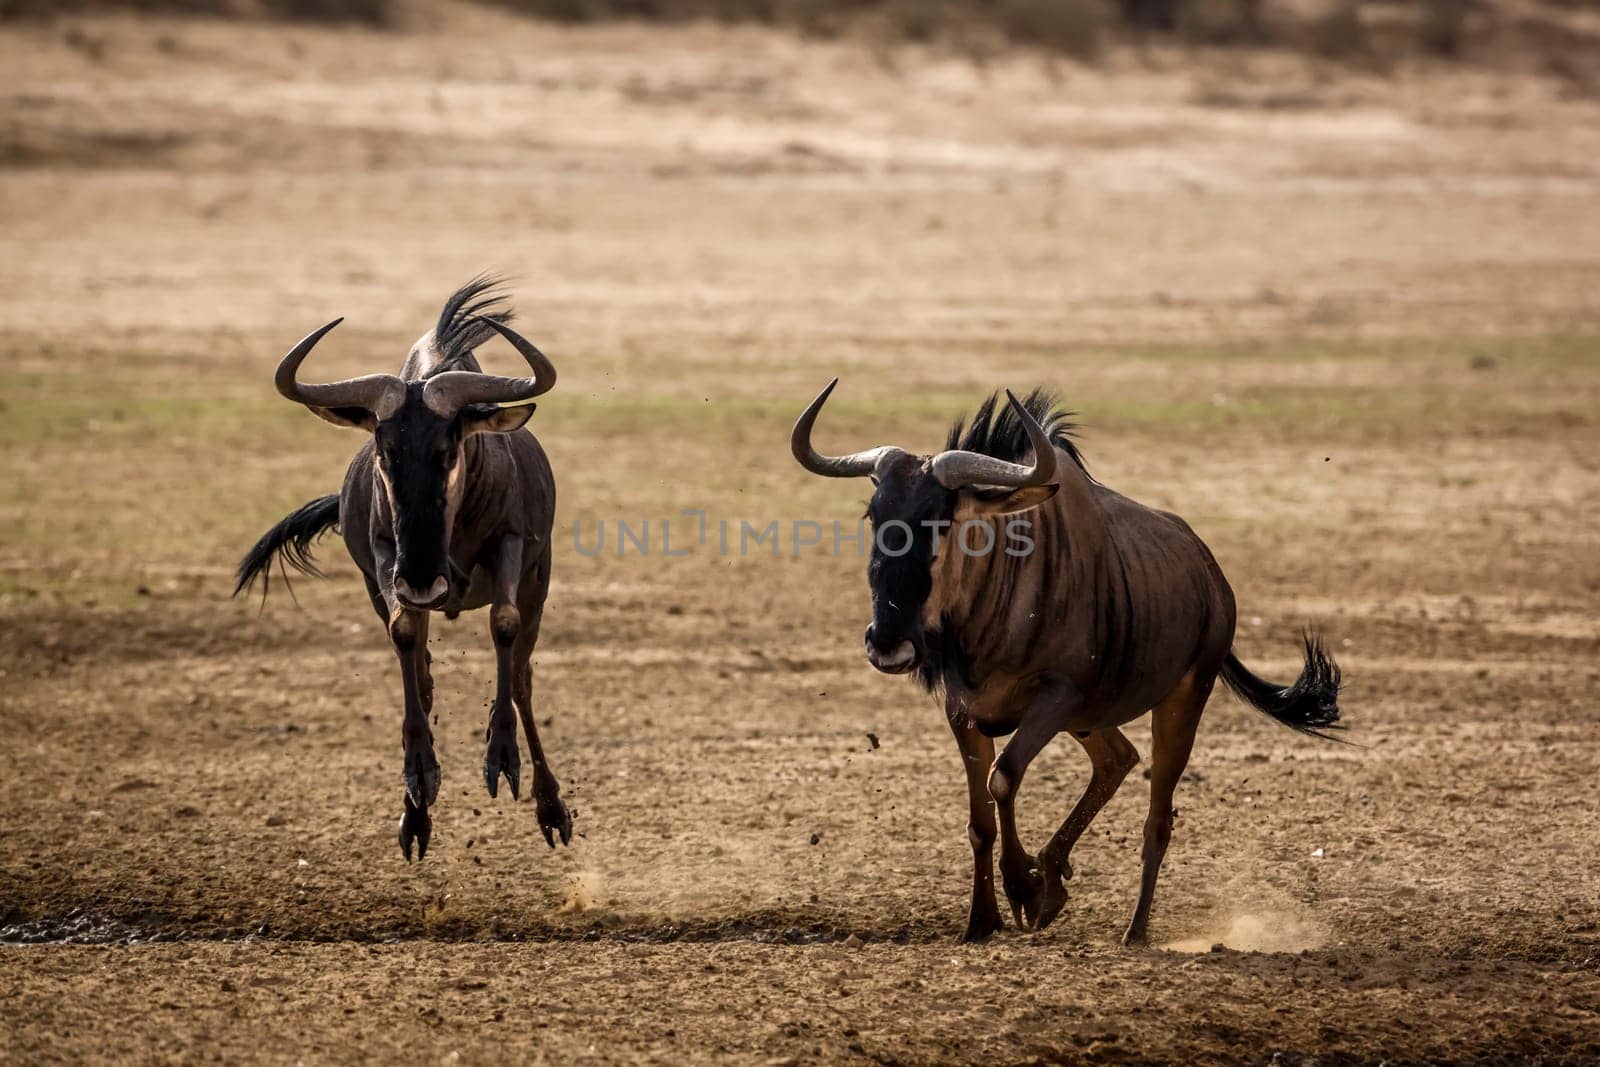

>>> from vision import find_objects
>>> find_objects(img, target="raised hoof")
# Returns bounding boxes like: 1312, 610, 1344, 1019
1034, 870, 1069, 931
398, 796, 432, 862
1002, 863, 1044, 932
404, 759, 441, 809
536, 794, 573, 849
484, 761, 522, 801
1009, 893, 1047, 933
483, 733, 522, 802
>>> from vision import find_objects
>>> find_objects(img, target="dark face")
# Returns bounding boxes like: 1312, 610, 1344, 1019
373, 391, 465, 608
863, 454, 955, 675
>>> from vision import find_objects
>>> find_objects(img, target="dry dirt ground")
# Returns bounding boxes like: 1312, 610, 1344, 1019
2, 7, 1600, 1064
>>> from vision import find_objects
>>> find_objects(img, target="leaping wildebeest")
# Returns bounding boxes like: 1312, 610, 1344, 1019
792, 382, 1343, 943
236, 279, 572, 861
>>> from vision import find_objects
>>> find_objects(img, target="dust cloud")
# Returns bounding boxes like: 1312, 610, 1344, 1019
1163, 906, 1330, 954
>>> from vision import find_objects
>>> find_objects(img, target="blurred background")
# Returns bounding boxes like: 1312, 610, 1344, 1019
2, 1, 1597, 1063
6, 0, 1599, 77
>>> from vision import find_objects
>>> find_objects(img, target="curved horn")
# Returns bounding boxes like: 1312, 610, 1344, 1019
790, 378, 900, 479
930, 390, 1059, 490
274, 318, 404, 417
422, 317, 557, 416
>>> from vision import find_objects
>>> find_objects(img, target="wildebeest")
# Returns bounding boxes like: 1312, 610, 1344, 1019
792, 381, 1342, 943
236, 278, 572, 861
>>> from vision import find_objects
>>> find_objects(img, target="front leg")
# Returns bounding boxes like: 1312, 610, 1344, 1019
948, 703, 1002, 943
374, 538, 439, 861
391, 605, 437, 861
989, 680, 1083, 931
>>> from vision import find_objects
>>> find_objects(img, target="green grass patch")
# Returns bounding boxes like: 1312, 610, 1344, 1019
3, 332, 1596, 598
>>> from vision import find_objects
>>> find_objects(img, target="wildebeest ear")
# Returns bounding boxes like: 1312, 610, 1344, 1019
462, 403, 535, 436
964, 483, 1058, 516
309, 405, 376, 431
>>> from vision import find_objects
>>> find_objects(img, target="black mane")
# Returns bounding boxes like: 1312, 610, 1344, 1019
944, 389, 1088, 474
434, 274, 514, 365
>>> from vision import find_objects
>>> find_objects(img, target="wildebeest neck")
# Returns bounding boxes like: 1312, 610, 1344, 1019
921, 451, 1105, 693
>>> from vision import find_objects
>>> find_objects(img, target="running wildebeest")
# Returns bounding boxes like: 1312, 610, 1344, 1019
792, 382, 1343, 943
235, 279, 572, 861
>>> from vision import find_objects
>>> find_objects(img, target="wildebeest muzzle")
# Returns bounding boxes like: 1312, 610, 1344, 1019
864, 623, 919, 675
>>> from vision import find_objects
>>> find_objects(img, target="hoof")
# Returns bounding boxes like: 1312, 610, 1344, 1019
405, 760, 441, 808
1034, 870, 1069, 931
484, 760, 522, 801
1009, 893, 1046, 933
536, 794, 573, 848
1002, 860, 1044, 932
960, 907, 1004, 944
483, 731, 522, 801
398, 796, 432, 862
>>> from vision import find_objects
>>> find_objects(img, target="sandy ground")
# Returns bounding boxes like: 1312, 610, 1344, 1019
2, 7, 1599, 1063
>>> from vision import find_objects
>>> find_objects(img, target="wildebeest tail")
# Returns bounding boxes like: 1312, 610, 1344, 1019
233, 494, 340, 599
1220, 634, 1344, 740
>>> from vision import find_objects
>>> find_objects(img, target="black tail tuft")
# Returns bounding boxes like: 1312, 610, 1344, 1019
1220, 633, 1345, 741
234, 494, 341, 601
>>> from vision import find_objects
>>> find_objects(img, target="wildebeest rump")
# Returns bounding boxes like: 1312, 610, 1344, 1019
235, 278, 572, 861
793, 382, 1342, 943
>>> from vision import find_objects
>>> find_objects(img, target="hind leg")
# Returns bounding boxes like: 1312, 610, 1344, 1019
483, 537, 524, 800
1029, 728, 1142, 931
1123, 668, 1214, 946
510, 547, 571, 847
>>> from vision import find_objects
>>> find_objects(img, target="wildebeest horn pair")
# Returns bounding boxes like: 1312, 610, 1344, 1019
276, 315, 557, 419
791, 377, 1059, 489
